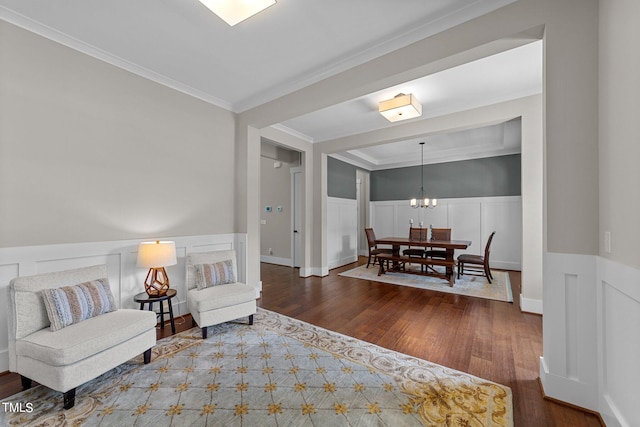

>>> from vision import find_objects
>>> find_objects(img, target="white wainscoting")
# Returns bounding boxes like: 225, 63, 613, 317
0, 233, 247, 373
596, 257, 640, 427
370, 196, 522, 271
541, 252, 639, 427
540, 252, 598, 410
327, 197, 358, 270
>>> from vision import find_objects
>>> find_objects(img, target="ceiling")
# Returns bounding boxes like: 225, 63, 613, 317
335, 118, 523, 171
0, 0, 541, 168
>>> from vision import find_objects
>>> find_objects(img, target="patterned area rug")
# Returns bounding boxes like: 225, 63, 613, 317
2, 309, 513, 426
339, 264, 513, 302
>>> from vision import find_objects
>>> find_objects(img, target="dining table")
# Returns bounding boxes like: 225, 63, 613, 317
374, 236, 472, 284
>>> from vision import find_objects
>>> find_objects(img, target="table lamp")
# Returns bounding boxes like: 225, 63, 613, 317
136, 240, 177, 296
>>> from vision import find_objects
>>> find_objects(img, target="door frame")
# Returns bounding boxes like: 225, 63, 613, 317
290, 166, 302, 268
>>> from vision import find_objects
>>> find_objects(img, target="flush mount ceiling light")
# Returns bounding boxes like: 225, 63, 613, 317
379, 93, 422, 122
199, 0, 276, 26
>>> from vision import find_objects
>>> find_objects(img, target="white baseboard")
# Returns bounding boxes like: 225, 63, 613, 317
600, 395, 624, 427
298, 267, 312, 277
298, 266, 337, 277
260, 255, 292, 267
309, 266, 329, 277
520, 294, 542, 314
328, 255, 358, 270
491, 260, 521, 271
539, 355, 595, 409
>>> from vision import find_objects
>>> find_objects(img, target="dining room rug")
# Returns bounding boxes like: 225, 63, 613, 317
1, 308, 513, 426
339, 264, 513, 302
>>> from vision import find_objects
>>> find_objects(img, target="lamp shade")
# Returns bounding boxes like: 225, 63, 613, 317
198, 0, 276, 26
379, 93, 422, 122
137, 241, 177, 268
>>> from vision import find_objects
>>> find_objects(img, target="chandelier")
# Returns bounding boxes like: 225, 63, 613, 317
410, 142, 437, 209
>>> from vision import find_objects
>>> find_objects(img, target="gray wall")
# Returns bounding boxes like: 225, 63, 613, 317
0, 21, 236, 247
371, 154, 521, 201
260, 156, 293, 259
599, 0, 640, 266
327, 156, 357, 199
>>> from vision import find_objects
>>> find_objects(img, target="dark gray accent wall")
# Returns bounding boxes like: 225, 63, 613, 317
371, 154, 521, 201
328, 156, 357, 199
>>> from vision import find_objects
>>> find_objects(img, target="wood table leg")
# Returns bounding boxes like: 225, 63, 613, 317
159, 300, 165, 329
393, 244, 402, 270
446, 248, 455, 285
168, 298, 176, 334
378, 258, 386, 276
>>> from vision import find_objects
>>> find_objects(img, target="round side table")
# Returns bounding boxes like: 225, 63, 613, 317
134, 289, 177, 334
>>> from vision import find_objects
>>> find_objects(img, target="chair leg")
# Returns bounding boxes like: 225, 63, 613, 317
367, 254, 373, 268
144, 348, 152, 364
20, 375, 32, 390
248, 314, 254, 325
457, 261, 462, 279
63, 388, 76, 410
485, 265, 492, 284
202, 327, 208, 339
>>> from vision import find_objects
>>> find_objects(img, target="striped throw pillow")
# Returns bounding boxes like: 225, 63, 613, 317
195, 260, 236, 290
41, 278, 117, 331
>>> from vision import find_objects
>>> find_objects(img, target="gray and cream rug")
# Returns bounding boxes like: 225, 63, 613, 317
339, 264, 513, 302
1, 309, 513, 426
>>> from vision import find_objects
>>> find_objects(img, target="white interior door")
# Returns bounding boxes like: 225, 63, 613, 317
291, 168, 302, 268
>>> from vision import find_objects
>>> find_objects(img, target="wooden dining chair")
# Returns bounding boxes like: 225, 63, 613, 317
364, 228, 393, 268
403, 227, 428, 257
402, 227, 428, 271
457, 231, 496, 283
424, 228, 451, 259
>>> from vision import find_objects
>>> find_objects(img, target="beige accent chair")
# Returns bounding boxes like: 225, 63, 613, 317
7, 265, 157, 409
186, 249, 257, 339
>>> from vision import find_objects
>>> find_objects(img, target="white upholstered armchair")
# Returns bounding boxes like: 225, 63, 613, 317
186, 249, 257, 339
7, 265, 157, 409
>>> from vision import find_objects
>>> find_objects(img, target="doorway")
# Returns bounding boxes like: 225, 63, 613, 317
291, 166, 302, 268
356, 169, 370, 256
260, 141, 302, 268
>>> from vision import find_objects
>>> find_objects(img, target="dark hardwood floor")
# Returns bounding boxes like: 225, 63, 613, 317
1, 258, 602, 426
257, 258, 603, 427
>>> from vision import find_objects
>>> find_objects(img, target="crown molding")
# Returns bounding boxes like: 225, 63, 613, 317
269, 124, 314, 143
0, 8, 234, 112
